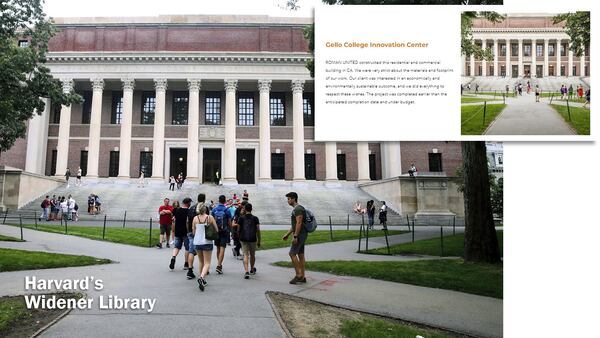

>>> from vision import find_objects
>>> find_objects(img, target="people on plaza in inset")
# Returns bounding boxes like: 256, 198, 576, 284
59, 196, 69, 222
583, 88, 590, 108
475, 83, 479, 93
64, 168, 71, 188
138, 170, 145, 188
235, 203, 261, 280
535, 85, 541, 102
242, 189, 249, 202
408, 163, 418, 177
168, 176, 176, 191
353, 201, 365, 214
211, 195, 231, 274
518, 83, 522, 96
231, 201, 246, 259
505, 84, 510, 96
39, 196, 50, 221
466, 84, 471, 92
379, 201, 388, 228
560, 84, 567, 100
214, 171, 220, 185
94, 194, 102, 213
526, 81, 531, 94
157, 198, 173, 249
568, 84, 574, 100
191, 203, 218, 291
177, 173, 184, 189
76, 167, 82, 187
283, 192, 308, 285
186, 193, 210, 280
577, 85, 584, 99
169, 197, 192, 271
366, 200, 375, 230
50, 195, 58, 221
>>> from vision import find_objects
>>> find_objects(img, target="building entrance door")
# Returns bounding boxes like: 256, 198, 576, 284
512, 65, 519, 78
237, 149, 255, 184
524, 65, 531, 77
337, 154, 346, 180
170, 148, 187, 179
202, 149, 221, 184
536, 65, 543, 78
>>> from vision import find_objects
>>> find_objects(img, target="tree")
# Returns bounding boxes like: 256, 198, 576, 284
553, 12, 590, 57
461, 141, 501, 264
0, 0, 81, 154
461, 11, 504, 62
304, 24, 315, 77
321, 0, 504, 4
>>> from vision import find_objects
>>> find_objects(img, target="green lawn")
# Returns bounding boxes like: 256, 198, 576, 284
550, 104, 590, 135
540, 92, 586, 103
0, 248, 111, 272
273, 259, 503, 298
461, 97, 501, 104
365, 231, 503, 257
0, 234, 23, 242
340, 318, 452, 338
461, 103, 506, 135
0, 297, 27, 335
9, 224, 405, 249
464, 91, 513, 97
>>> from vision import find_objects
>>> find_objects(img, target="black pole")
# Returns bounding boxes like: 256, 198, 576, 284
64, 214, 68, 234
358, 222, 363, 252
34, 211, 38, 229
148, 218, 153, 248
19, 214, 23, 241
123, 211, 127, 228
453, 215, 456, 235
567, 99, 572, 121
347, 214, 349, 231
3, 208, 8, 223
482, 101, 487, 127
365, 220, 369, 252
60, 213, 63, 228
406, 214, 410, 231
440, 226, 444, 256
412, 219, 415, 243
329, 215, 333, 241
383, 223, 390, 255
102, 214, 107, 240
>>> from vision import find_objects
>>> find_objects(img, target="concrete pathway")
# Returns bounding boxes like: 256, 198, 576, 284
0, 225, 502, 338
484, 93, 575, 135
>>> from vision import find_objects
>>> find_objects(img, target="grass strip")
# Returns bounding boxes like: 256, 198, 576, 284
461, 103, 506, 135
550, 104, 590, 135
0, 248, 111, 272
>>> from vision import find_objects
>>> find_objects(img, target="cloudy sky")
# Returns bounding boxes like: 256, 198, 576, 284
44, 0, 319, 18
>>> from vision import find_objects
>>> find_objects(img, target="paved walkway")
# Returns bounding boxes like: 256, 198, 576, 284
484, 93, 575, 135
0, 225, 502, 338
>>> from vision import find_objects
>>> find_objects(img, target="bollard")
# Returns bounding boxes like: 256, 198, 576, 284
3, 208, 8, 224
412, 219, 415, 243
358, 222, 363, 252
482, 101, 487, 127
365, 221, 369, 252
148, 218, 153, 248
440, 226, 444, 256
102, 214, 107, 240
383, 224, 391, 255
503, 92, 505, 104
64, 215, 68, 234
60, 213, 63, 228
34, 211, 38, 229
19, 214, 23, 241
122, 211, 127, 228
406, 214, 410, 231
329, 216, 333, 241
566, 99, 572, 121
453, 215, 456, 235
347, 214, 349, 231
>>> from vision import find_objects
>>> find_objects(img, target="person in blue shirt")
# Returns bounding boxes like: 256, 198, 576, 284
211, 195, 231, 274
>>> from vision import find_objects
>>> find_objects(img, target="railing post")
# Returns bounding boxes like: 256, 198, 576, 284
3, 208, 8, 224
102, 214, 107, 240
34, 211, 38, 229
482, 101, 487, 127
122, 211, 127, 228
64, 214, 68, 234
453, 215, 456, 235
19, 214, 23, 241
412, 219, 415, 243
566, 99, 572, 121
365, 220, 369, 252
440, 226, 444, 256
329, 216, 333, 241
383, 223, 391, 255
347, 214, 349, 231
406, 214, 410, 231
148, 218, 153, 248
358, 221, 363, 252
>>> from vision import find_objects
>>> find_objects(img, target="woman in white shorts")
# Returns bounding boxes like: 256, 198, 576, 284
192, 206, 218, 291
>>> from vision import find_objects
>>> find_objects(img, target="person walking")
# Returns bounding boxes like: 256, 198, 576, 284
366, 200, 375, 230
583, 88, 590, 108
568, 84, 574, 100
40, 196, 50, 221
577, 85, 584, 99
157, 198, 173, 248
76, 167, 82, 187
185, 193, 210, 280
231, 201, 247, 259
59, 197, 69, 222
68, 195, 76, 221
282, 192, 308, 285
168, 176, 175, 191
138, 171, 145, 188
379, 201, 388, 229
64, 168, 71, 188
169, 197, 192, 271
211, 195, 231, 274
50, 195, 58, 221
235, 203, 261, 279
94, 194, 102, 213
408, 163, 417, 177
192, 204, 218, 291
535, 85, 540, 102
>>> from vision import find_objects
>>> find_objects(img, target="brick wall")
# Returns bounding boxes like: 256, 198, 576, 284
400, 141, 462, 177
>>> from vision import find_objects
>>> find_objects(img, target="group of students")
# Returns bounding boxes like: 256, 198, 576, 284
167, 173, 186, 191
353, 200, 388, 230
86, 194, 102, 214
39, 195, 78, 222
156, 190, 308, 291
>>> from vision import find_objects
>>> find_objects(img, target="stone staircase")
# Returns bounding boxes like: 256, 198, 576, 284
462, 76, 589, 93
18, 179, 408, 226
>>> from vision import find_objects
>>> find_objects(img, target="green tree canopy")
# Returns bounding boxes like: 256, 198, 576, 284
461, 11, 504, 61
553, 12, 590, 57
321, 0, 503, 4
0, 0, 81, 153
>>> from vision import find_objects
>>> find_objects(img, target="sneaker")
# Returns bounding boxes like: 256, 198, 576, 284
216, 266, 223, 274
232, 248, 237, 257
169, 257, 175, 270
197, 278, 205, 291
250, 267, 256, 275
202, 278, 208, 286
186, 269, 196, 280
289, 276, 300, 285
156, 243, 162, 249
298, 277, 307, 283
166, 243, 170, 248
244, 272, 250, 279
183, 262, 189, 270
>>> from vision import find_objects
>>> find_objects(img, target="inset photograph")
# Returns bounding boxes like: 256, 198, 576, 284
461, 12, 590, 136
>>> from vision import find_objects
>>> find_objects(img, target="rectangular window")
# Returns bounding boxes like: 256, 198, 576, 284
337, 154, 347, 180
536, 44, 543, 57
109, 151, 119, 177
269, 93, 286, 126
511, 44, 518, 57
172, 91, 189, 125
500, 44, 506, 57
111, 91, 123, 124
549, 44, 555, 57
81, 91, 92, 124
140, 91, 156, 124
237, 92, 254, 126
560, 43, 567, 57
18, 40, 29, 48
428, 153, 443, 172
573, 65, 577, 76
139, 151, 153, 177
524, 44, 531, 57
369, 154, 377, 180
303, 93, 314, 126
205, 92, 221, 125
80, 150, 88, 176
271, 153, 285, 179
50, 150, 57, 176
51, 103, 61, 124
305, 153, 316, 180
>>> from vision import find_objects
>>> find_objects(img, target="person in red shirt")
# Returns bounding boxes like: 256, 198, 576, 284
157, 198, 174, 248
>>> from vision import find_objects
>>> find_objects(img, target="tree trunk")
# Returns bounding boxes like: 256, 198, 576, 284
462, 141, 501, 263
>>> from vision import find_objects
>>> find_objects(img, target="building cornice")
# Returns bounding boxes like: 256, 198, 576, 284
473, 28, 566, 34
46, 52, 312, 64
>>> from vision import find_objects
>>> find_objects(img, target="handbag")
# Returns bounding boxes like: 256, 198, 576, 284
203, 216, 219, 240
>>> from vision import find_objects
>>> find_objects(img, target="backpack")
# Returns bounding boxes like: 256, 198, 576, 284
239, 215, 258, 242
303, 208, 317, 233
41, 201, 45, 208
198, 216, 219, 241
212, 205, 229, 232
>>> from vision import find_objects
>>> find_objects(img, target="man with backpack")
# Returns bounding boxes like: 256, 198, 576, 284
40, 196, 50, 221
169, 197, 192, 271
282, 192, 309, 285
235, 203, 261, 279
211, 195, 231, 274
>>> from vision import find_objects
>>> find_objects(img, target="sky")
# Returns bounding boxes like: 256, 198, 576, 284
44, 0, 319, 18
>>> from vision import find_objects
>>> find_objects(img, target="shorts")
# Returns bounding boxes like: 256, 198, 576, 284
214, 231, 230, 248
195, 244, 213, 252
173, 235, 190, 251
160, 223, 171, 235
241, 241, 257, 256
289, 231, 308, 255
187, 233, 196, 255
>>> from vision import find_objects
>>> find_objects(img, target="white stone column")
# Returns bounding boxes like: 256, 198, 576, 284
187, 79, 200, 180
150, 79, 167, 179
544, 39, 549, 77
325, 142, 338, 181
381, 142, 402, 179
117, 78, 134, 178
568, 47, 574, 77
505, 39, 511, 77
518, 38, 523, 77
292, 80, 305, 181
86, 78, 104, 177
579, 46, 585, 76
55, 79, 74, 177
25, 98, 51, 175
531, 40, 537, 77
222, 79, 238, 185
356, 142, 370, 182
556, 39, 562, 76
258, 80, 271, 182
469, 54, 475, 76
493, 39, 499, 76
481, 39, 487, 77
